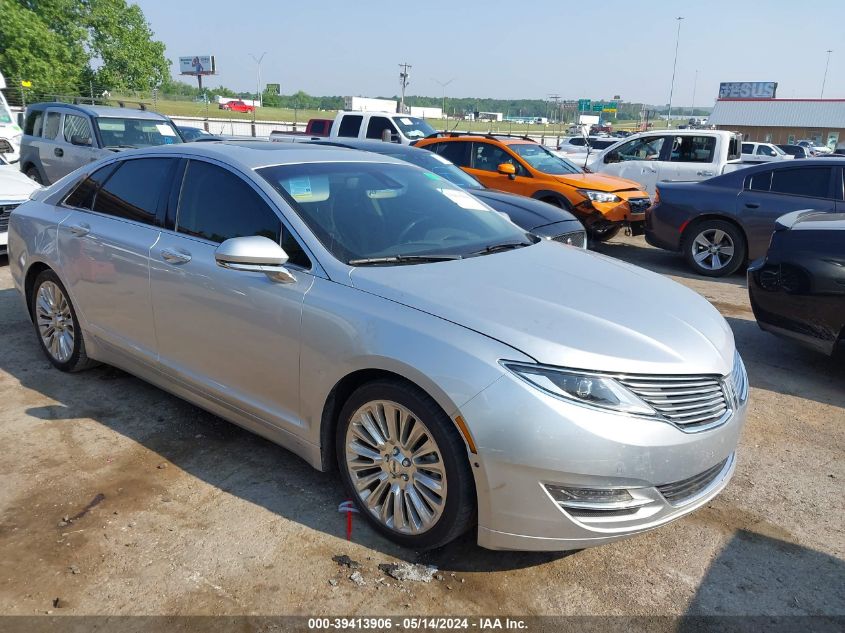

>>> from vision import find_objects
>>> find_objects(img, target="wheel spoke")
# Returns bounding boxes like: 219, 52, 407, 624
413, 471, 443, 494
693, 250, 710, 264
712, 229, 726, 244
693, 235, 712, 249
720, 246, 734, 257
358, 410, 387, 448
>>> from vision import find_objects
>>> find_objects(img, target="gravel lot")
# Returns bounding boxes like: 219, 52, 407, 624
0, 235, 842, 620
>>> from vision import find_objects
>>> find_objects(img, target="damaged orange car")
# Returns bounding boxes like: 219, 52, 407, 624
416, 133, 650, 241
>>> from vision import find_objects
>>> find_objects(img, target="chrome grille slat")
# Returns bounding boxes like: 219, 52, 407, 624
619, 372, 728, 430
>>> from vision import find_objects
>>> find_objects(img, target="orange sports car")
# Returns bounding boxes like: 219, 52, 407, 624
416, 133, 650, 241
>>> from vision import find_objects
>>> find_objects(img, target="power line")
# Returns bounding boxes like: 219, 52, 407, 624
667, 16, 684, 129
821, 49, 833, 98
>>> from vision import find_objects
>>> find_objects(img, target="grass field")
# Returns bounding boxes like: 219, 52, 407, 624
112, 95, 672, 135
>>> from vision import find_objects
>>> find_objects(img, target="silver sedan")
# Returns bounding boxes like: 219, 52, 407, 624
8, 142, 748, 551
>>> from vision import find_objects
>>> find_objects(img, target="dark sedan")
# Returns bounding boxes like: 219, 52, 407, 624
645, 160, 845, 276
748, 211, 845, 356
304, 138, 586, 247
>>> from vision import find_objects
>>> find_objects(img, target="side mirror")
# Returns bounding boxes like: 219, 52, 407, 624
497, 162, 517, 179
214, 235, 296, 283
71, 135, 92, 146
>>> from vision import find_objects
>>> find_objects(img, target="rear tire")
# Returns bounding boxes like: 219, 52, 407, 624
682, 220, 746, 277
587, 224, 621, 242
336, 379, 476, 550
30, 270, 98, 372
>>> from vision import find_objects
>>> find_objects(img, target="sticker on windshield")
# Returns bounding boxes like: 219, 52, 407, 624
287, 176, 312, 198
156, 124, 176, 137
440, 188, 488, 211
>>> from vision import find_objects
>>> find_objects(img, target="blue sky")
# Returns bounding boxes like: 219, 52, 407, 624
136, 0, 843, 104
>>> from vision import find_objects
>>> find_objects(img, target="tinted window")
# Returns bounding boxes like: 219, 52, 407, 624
310, 120, 328, 135
64, 163, 119, 209
568, 138, 585, 146
366, 116, 397, 140
770, 168, 831, 198
742, 143, 754, 154
473, 142, 524, 174
337, 115, 363, 138
43, 112, 61, 139
728, 136, 742, 161
431, 141, 471, 167
748, 171, 772, 192
669, 136, 717, 163
93, 158, 172, 223
24, 111, 43, 136
176, 161, 310, 268
63, 114, 92, 144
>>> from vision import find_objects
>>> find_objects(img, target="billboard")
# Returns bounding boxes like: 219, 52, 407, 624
179, 55, 216, 76
718, 82, 777, 99
266, 83, 281, 96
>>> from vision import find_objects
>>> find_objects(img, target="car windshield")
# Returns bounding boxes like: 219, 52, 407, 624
381, 149, 483, 190
95, 117, 183, 148
509, 143, 582, 175
391, 116, 436, 140
258, 162, 533, 265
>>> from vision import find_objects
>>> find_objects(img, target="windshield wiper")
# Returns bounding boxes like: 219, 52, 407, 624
348, 254, 462, 266
104, 144, 138, 149
471, 241, 532, 256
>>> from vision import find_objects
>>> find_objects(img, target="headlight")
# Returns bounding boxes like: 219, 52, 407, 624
576, 189, 621, 204
502, 362, 655, 415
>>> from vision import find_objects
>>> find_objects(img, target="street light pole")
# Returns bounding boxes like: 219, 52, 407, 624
690, 69, 698, 119
821, 49, 833, 98
667, 16, 684, 129
249, 52, 267, 108
432, 77, 455, 129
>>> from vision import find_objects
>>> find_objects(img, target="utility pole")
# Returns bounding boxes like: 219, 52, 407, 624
432, 77, 455, 128
690, 69, 698, 119
821, 49, 833, 98
548, 93, 561, 133
250, 52, 267, 108
398, 62, 412, 113
667, 16, 684, 129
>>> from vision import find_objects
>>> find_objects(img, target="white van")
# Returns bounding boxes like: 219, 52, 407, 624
585, 130, 744, 195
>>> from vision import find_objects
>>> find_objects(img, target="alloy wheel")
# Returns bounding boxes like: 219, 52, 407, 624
691, 228, 735, 271
35, 281, 75, 363
344, 400, 447, 534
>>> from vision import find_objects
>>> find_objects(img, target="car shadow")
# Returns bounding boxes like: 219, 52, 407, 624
685, 529, 845, 619
591, 237, 748, 288
0, 285, 568, 573
726, 316, 845, 410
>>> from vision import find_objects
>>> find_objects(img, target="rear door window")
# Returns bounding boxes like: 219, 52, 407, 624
742, 143, 754, 154
24, 111, 44, 136
92, 158, 174, 224
337, 115, 363, 138
748, 171, 772, 192
430, 141, 472, 167
669, 136, 717, 163
769, 167, 832, 198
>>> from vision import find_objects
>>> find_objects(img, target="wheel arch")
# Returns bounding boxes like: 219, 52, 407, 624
318, 366, 472, 473
531, 189, 573, 210
23, 261, 54, 321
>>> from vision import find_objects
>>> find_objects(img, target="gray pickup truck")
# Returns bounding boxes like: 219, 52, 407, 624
19, 103, 183, 185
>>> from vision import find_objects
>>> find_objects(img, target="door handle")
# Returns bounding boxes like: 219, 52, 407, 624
160, 248, 192, 264
54, 147, 64, 157
68, 223, 90, 237
745, 202, 760, 209
642, 167, 657, 174
697, 170, 714, 177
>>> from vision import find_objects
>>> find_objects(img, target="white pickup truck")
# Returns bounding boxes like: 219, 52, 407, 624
270, 111, 438, 145
583, 129, 745, 195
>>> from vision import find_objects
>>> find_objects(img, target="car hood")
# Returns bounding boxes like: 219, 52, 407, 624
0, 165, 40, 200
471, 188, 578, 229
348, 240, 734, 376
552, 172, 643, 193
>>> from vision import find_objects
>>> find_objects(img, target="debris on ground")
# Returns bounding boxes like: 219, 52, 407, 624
68, 565, 80, 575
378, 562, 438, 583
349, 571, 366, 586
434, 574, 443, 581
52, 597, 62, 608
332, 554, 361, 569
327, 579, 338, 587
157, 463, 168, 469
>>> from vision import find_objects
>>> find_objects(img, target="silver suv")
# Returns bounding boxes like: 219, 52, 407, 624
19, 103, 183, 185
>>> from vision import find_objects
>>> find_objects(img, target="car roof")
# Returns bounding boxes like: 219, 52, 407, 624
26, 102, 170, 120
305, 138, 421, 156
115, 141, 407, 170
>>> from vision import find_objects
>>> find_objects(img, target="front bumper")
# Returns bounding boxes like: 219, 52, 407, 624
460, 371, 747, 551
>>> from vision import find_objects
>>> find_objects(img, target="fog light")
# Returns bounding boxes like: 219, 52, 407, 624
545, 485, 633, 505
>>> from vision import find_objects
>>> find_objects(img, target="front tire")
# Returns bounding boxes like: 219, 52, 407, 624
587, 224, 621, 242
336, 379, 475, 550
25, 166, 43, 185
682, 220, 746, 277
30, 270, 98, 372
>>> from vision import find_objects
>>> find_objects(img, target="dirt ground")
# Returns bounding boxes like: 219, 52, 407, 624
0, 235, 842, 621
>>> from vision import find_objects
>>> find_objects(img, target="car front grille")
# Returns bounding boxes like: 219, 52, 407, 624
627, 197, 651, 214
657, 456, 731, 506
0, 203, 20, 233
553, 230, 586, 249
0, 139, 13, 154
618, 374, 729, 430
